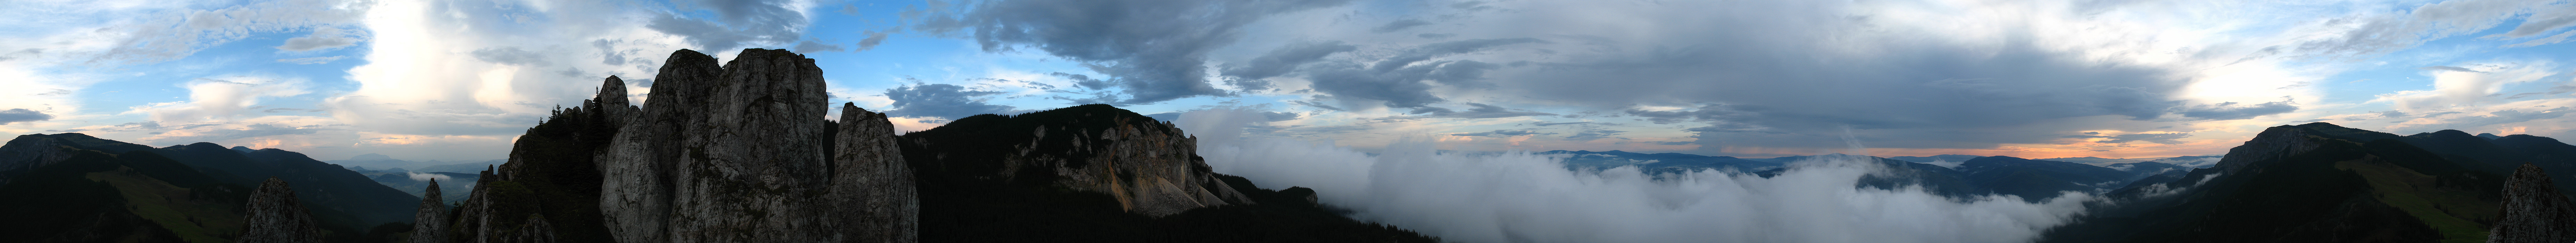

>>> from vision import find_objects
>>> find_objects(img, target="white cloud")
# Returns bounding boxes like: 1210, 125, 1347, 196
94, 0, 372, 63
127, 76, 312, 123
2375, 61, 2561, 112
325, 0, 713, 136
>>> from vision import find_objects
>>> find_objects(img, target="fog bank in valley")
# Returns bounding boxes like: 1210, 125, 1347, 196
1182, 109, 2098, 243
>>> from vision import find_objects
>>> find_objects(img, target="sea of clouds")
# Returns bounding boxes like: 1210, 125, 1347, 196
1181, 109, 2099, 243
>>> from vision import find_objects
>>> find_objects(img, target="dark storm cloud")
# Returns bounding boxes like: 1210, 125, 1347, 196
648, 0, 808, 51
2174, 101, 2300, 120
1301, 38, 1538, 109
1048, 72, 1114, 90
1223, 41, 1359, 91
911, 0, 1354, 104
1497, 26, 2189, 151
883, 84, 1018, 120
0, 108, 54, 125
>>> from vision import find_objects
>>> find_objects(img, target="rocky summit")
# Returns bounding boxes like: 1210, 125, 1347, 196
413, 48, 1429, 243
240, 178, 323, 243
410, 178, 448, 243
2489, 164, 2576, 243
898, 104, 1256, 217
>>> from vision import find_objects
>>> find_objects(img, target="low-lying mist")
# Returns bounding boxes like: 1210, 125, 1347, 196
1182, 109, 2097, 243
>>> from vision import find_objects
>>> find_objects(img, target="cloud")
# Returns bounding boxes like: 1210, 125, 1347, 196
1564, 128, 1625, 141
276, 26, 362, 51
2174, 100, 2300, 120
648, 0, 810, 51
2392, 105, 2576, 132
1146, 109, 1299, 123
1295, 38, 1539, 109
792, 40, 845, 53
275, 56, 345, 64
1450, 129, 1549, 137
1192, 124, 2097, 243
144, 123, 330, 144
2286, 0, 2564, 59
94, 0, 372, 63
129, 77, 311, 123
407, 172, 452, 182
0, 109, 54, 125
852, 31, 890, 52
2419, 66, 2483, 73
883, 84, 1018, 120
2378, 62, 2560, 112
469, 47, 548, 66
326, 0, 700, 136
910, 0, 1354, 104
1420, 102, 1556, 118
1370, 19, 1432, 33
1223, 41, 1359, 91
2065, 133, 2193, 145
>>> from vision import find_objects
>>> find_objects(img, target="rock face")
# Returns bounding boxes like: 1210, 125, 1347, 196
239, 177, 322, 243
412, 178, 449, 243
833, 103, 917, 243
597, 49, 912, 243
2490, 164, 2576, 243
897, 104, 1254, 216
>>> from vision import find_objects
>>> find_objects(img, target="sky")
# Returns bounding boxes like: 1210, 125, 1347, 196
3, 0, 2576, 162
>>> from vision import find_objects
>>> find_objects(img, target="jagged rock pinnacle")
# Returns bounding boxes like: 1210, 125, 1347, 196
412, 178, 449, 243
2490, 164, 2576, 243
239, 177, 322, 243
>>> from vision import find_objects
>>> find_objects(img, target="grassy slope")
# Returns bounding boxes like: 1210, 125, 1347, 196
2336, 160, 2497, 243
87, 167, 245, 243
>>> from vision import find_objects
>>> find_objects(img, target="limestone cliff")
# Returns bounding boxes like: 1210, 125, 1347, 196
898, 104, 1254, 216
411, 178, 448, 243
239, 177, 322, 243
832, 103, 917, 243
595, 49, 914, 243
2489, 164, 2576, 243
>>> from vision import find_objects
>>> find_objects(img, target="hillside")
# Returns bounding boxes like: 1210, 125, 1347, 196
0, 133, 418, 243
2044, 123, 2516, 243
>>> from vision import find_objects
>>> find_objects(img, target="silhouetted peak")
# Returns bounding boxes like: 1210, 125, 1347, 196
177, 142, 226, 150
2292, 122, 2348, 129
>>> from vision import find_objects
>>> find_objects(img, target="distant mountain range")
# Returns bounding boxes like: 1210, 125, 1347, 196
1540, 151, 2215, 202
0, 133, 422, 242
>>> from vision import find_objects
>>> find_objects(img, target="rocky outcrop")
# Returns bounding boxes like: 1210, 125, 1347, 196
239, 177, 322, 243
597, 49, 912, 243
833, 103, 917, 243
412, 178, 449, 243
2208, 125, 2331, 175
898, 104, 1254, 216
2490, 164, 2576, 243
